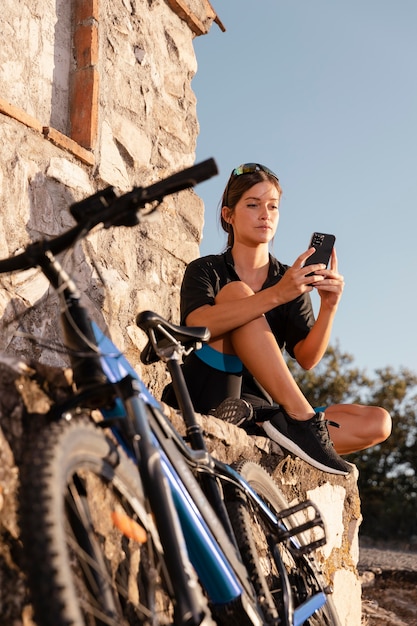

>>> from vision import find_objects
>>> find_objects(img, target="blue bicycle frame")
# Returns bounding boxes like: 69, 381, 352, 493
92, 324, 328, 625
93, 324, 247, 606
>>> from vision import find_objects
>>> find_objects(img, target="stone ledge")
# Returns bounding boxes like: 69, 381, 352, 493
43, 126, 95, 165
0, 98, 43, 133
0, 98, 95, 166
166, 0, 226, 35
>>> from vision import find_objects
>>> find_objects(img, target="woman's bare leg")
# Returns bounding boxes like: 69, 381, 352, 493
210, 281, 314, 421
208, 282, 354, 473
326, 404, 392, 455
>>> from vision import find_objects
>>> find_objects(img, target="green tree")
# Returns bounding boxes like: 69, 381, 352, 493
287, 344, 417, 544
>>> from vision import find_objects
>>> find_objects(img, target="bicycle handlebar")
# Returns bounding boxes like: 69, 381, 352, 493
0, 157, 218, 274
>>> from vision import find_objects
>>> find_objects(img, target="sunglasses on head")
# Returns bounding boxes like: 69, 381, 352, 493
231, 163, 280, 182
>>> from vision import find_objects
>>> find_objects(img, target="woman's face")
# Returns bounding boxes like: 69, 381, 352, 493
223, 181, 280, 247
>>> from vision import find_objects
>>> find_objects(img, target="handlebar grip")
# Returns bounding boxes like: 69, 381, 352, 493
139, 158, 218, 203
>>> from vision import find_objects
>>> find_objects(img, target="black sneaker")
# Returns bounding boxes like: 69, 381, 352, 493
211, 397, 254, 427
261, 410, 352, 475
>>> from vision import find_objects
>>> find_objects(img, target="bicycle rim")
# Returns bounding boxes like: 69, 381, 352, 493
226, 461, 341, 626
19, 416, 175, 626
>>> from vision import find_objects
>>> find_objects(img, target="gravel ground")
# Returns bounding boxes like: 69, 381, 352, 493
359, 546, 417, 573
358, 545, 417, 626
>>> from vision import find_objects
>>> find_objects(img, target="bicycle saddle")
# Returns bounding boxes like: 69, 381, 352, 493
136, 310, 210, 364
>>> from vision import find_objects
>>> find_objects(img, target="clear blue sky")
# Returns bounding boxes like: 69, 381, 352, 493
192, 0, 417, 376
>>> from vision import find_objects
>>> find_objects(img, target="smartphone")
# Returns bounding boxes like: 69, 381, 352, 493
304, 232, 336, 276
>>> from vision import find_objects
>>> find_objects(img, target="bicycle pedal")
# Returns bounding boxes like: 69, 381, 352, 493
275, 499, 327, 556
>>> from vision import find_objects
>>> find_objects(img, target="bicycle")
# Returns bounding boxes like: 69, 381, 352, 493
0, 159, 342, 625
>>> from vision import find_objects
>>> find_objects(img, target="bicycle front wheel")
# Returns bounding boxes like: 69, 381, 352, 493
19, 416, 176, 626
226, 461, 341, 626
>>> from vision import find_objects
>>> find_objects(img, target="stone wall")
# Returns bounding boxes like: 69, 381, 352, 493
0, 0, 217, 399
0, 1, 362, 624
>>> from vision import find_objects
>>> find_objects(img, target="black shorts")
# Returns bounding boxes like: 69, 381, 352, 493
162, 351, 243, 414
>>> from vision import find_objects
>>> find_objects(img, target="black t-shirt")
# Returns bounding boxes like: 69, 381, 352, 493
180, 249, 315, 359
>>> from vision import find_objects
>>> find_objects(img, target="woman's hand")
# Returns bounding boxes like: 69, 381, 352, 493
273, 248, 326, 303
292, 248, 343, 369
312, 248, 344, 310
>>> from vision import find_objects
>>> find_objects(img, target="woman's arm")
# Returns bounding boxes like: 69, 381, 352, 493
293, 306, 337, 369
186, 248, 325, 339
186, 289, 279, 339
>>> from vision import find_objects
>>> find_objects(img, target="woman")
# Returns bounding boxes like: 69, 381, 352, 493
164, 163, 391, 475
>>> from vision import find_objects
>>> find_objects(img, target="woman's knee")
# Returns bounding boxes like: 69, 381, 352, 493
327, 403, 392, 449
356, 405, 392, 446
371, 406, 392, 444
215, 281, 254, 303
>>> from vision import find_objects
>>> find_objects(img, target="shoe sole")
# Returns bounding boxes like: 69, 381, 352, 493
262, 420, 350, 476
213, 398, 253, 426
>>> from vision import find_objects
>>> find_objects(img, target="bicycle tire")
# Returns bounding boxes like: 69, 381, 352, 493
19, 416, 185, 626
225, 461, 342, 626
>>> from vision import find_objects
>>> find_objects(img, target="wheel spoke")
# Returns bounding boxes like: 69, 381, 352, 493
19, 418, 176, 626
226, 461, 341, 626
